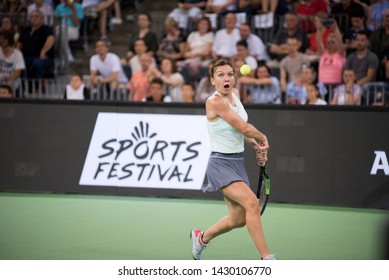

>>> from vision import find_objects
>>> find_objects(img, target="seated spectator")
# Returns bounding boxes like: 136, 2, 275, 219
330, 0, 365, 32
330, 68, 362, 105
128, 53, 154, 101
369, 9, 389, 80
287, 65, 327, 105
54, 0, 84, 62
279, 37, 311, 92
27, 0, 54, 26
343, 8, 370, 55
204, 0, 236, 16
368, 0, 389, 31
17, 9, 55, 80
317, 19, 346, 85
234, 39, 257, 77
64, 72, 90, 100
305, 83, 327, 105
168, 0, 206, 30
157, 17, 186, 62
180, 81, 196, 103
0, 31, 25, 92
211, 12, 240, 60
295, 0, 328, 34
0, 84, 13, 98
0, 15, 20, 45
179, 16, 214, 81
89, 39, 128, 91
196, 75, 214, 102
82, 0, 117, 39
149, 57, 185, 102
146, 77, 171, 102
240, 63, 281, 104
241, 0, 279, 14
121, 38, 157, 78
239, 23, 269, 61
126, 12, 158, 60
269, 12, 308, 61
346, 31, 379, 86
1, 0, 27, 27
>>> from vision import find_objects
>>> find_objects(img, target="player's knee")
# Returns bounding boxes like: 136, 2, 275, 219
232, 215, 246, 228
245, 198, 260, 214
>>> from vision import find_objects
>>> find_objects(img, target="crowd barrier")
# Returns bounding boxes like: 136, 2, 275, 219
0, 99, 388, 209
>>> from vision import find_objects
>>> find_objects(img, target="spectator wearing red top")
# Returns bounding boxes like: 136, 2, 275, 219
295, 0, 328, 33
307, 12, 333, 55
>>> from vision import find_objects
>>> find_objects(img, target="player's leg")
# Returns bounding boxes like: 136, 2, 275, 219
220, 181, 272, 259
202, 192, 246, 243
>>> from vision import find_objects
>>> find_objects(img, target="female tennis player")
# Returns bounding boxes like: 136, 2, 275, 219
191, 59, 275, 260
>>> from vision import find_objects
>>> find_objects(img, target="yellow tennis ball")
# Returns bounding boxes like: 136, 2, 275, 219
240, 64, 251, 76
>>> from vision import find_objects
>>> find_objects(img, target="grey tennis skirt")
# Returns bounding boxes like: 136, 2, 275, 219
202, 152, 250, 192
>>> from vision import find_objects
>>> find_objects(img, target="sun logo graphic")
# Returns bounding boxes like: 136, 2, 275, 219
80, 113, 211, 190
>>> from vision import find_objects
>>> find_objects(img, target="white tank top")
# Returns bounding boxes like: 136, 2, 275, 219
207, 91, 248, 153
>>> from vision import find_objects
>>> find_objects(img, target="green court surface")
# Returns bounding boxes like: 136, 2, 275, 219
0, 192, 387, 260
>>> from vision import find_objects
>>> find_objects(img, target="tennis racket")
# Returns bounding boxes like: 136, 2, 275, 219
257, 164, 270, 216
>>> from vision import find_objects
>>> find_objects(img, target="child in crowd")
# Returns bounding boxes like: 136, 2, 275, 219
64, 73, 90, 99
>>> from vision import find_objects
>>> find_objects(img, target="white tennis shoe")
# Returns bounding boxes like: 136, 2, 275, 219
190, 229, 208, 260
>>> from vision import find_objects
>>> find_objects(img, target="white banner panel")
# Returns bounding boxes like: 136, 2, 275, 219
80, 113, 211, 190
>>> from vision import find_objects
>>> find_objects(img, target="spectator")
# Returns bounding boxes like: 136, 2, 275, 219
54, 0, 84, 62
330, 0, 365, 32
247, 0, 279, 14
27, 0, 54, 26
126, 12, 158, 60
204, 0, 236, 16
287, 65, 327, 104
295, 0, 328, 33
168, 0, 207, 30
317, 18, 346, 85
345, 31, 379, 85
179, 16, 214, 81
0, 16, 20, 45
82, 0, 117, 39
330, 68, 362, 105
269, 12, 308, 61
127, 53, 154, 102
211, 12, 240, 60
1, 0, 27, 27
149, 57, 185, 102
306, 12, 333, 56
279, 37, 311, 92
196, 75, 214, 102
343, 8, 370, 55
17, 9, 55, 80
0, 30, 25, 92
180, 81, 196, 103
370, 9, 389, 79
145, 78, 171, 102
305, 83, 327, 105
234, 39, 257, 77
122, 38, 157, 78
89, 39, 128, 91
368, 0, 389, 31
238, 22, 269, 61
0, 84, 13, 98
157, 17, 186, 62
240, 63, 281, 104
64, 72, 90, 100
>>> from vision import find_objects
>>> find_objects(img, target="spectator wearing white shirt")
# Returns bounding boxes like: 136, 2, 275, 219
89, 39, 128, 90
211, 12, 240, 60
234, 39, 257, 77
239, 23, 269, 61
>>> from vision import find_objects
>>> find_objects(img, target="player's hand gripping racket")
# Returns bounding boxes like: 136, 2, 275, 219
256, 144, 270, 215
